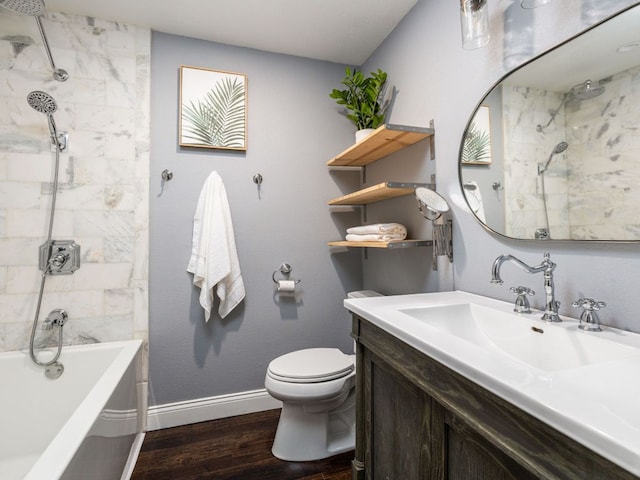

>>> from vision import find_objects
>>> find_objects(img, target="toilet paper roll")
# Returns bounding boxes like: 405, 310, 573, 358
277, 280, 296, 292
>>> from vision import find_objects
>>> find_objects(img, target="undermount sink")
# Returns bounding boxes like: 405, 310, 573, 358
398, 303, 640, 372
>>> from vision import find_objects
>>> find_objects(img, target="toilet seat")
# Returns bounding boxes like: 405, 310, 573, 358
267, 348, 354, 383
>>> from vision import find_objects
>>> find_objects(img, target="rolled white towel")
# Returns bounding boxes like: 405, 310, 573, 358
346, 223, 407, 235
346, 232, 407, 242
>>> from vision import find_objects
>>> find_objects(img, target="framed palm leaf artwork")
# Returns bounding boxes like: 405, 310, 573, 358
462, 105, 492, 165
179, 65, 247, 150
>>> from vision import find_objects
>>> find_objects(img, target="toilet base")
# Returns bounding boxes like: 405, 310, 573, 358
271, 389, 355, 461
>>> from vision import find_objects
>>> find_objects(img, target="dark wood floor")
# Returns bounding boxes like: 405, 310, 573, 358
132, 409, 353, 480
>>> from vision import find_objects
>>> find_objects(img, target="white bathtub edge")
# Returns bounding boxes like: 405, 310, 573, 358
23, 340, 144, 480
146, 389, 282, 431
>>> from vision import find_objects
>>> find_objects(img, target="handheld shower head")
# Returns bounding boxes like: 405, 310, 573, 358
538, 141, 568, 175
27, 90, 61, 147
27, 90, 57, 115
0, 0, 45, 16
552, 141, 569, 155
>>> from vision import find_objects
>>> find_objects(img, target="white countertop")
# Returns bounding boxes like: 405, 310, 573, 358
345, 290, 640, 477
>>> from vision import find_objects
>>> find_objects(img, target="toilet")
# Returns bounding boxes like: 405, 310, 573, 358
265, 290, 382, 461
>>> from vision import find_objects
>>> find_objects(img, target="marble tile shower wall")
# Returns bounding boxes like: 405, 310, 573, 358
502, 85, 570, 239
0, 12, 150, 352
567, 65, 640, 240
502, 65, 640, 240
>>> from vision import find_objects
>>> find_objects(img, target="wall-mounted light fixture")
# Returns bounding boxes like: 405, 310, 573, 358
415, 187, 453, 270
460, 0, 490, 49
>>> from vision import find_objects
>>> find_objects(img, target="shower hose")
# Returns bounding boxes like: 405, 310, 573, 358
29, 141, 64, 367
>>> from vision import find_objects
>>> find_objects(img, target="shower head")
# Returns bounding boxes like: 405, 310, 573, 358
568, 80, 605, 102
27, 90, 57, 115
538, 141, 568, 175
536, 80, 605, 132
27, 90, 61, 147
0, 0, 45, 16
552, 141, 568, 155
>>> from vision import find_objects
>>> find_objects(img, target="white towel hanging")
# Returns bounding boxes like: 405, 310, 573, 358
187, 171, 246, 320
464, 181, 487, 222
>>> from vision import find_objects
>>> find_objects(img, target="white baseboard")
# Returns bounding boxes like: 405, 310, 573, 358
146, 389, 282, 431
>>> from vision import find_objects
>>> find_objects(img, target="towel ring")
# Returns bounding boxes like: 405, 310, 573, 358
272, 263, 301, 284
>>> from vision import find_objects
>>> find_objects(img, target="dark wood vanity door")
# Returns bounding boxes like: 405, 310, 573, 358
352, 313, 639, 480
368, 351, 433, 479
364, 349, 538, 480
444, 412, 538, 480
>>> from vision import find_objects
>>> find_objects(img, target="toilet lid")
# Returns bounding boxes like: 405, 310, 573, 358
268, 348, 354, 383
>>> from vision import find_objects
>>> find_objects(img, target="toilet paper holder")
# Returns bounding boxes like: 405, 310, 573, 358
272, 263, 301, 285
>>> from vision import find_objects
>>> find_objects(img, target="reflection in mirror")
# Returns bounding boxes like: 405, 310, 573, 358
460, 4, 640, 241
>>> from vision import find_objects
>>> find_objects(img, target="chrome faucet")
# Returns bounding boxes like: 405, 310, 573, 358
491, 253, 561, 322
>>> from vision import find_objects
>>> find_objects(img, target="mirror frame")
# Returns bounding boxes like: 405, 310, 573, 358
458, 4, 640, 243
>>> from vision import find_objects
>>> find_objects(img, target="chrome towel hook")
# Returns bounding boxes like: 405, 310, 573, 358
253, 173, 263, 199
158, 169, 173, 197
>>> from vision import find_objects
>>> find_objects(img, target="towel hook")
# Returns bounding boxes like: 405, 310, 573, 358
272, 263, 301, 284
158, 169, 174, 197
253, 173, 263, 199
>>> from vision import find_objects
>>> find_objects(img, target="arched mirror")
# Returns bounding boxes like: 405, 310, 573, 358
459, 4, 640, 241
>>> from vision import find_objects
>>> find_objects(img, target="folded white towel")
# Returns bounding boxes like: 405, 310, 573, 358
187, 171, 246, 321
347, 223, 407, 235
346, 232, 407, 242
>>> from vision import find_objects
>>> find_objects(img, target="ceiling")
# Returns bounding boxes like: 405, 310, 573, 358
504, 4, 640, 92
45, 0, 418, 65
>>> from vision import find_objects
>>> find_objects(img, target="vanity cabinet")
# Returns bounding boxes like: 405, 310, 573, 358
327, 123, 434, 249
350, 313, 638, 480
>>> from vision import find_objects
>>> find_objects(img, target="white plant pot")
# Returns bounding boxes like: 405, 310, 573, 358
355, 128, 375, 143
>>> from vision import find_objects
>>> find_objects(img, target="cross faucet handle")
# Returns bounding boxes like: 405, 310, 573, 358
510, 286, 535, 296
510, 286, 535, 313
571, 298, 606, 332
571, 298, 606, 311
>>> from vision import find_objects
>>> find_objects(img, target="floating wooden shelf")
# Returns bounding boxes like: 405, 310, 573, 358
328, 240, 433, 249
328, 182, 433, 206
327, 124, 434, 167
327, 123, 436, 253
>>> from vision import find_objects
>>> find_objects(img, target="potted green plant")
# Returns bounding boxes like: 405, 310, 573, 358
329, 67, 390, 142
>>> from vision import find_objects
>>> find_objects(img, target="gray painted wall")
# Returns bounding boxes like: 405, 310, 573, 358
361, 0, 640, 333
149, 33, 362, 406
149, 0, 640, 406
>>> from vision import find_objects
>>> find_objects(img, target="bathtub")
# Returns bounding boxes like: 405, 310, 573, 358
0, 340, 144, 480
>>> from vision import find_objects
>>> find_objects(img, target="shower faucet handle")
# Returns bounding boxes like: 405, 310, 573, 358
510, 286, 535, 313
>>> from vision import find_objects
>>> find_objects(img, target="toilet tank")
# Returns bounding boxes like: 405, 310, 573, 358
347, 290, 382, 299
